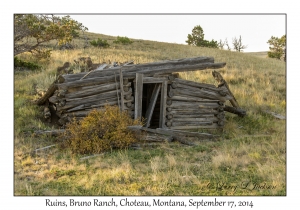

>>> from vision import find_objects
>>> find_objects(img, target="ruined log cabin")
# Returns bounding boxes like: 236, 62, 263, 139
37, 56, 244, 130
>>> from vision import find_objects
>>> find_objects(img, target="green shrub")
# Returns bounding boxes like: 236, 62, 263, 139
14, 57, 41, 70
61, 106, 142, 154
90, 38, 110, 48
113, 36, 133, 45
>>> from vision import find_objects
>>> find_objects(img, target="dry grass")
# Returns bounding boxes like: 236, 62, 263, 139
14, 32, 286, 196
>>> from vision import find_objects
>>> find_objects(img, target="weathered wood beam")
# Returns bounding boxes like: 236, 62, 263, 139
57, 62, 226, 90
159, 80, 168, 129
167, 101, 221, 109
134, 73, 143, 120
127, 126, 216, 140
119, 68, 125, 111
224, 105, 247, 117
35, 82, 58, 105
168, 87, 232, 102
59, 56, 216, 83
62, 82, 131, 99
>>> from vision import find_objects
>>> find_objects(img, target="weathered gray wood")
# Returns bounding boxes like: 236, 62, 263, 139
144, 83, 161, 128
174, 78, 220, 90
224, 105, 247, 117
34, 144, 57, 152
134, 73, 143, 120
35, 82, 58, 105
59, 89, 132, 110
155, 128, 215, 139
170, 95, 220, 103
170, 123, 223, 130
168, 108, 220, 115
167, 121, 214, 126
143, 77, 168, 84
171, 82, 230, 99
63, 109, 134, 120
119, 68, 125, 111
263, 110, 285, 120
62, 97, 134, 112
34, 129, 65, 136
59, 56, 216, 83
212, 70, 240, 108
168, 101, 221, 109
172, 135, 196, 146
57, 62, 226, 90
127, 126, 216, 141
170, 117, 220, 122
168, 87, 232, 101
63, 82, 131, 99
159, 80, 168, 129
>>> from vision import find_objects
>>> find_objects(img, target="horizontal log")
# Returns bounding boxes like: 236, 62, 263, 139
168, 87, 231, 102
171, 82, 230, 98
167, 108, 221, 115
174, 78, 219, 90
57, 62, 226, 90
61, 97, 134, 112
63, 82, 131, 99
59, 89, 132, 110
169, 117, 221, 123
168, 121, 214, 126
169, 95, 220, 103
59, 56, 216, 83
167, 101, 221, 109
169, 123, 223, 130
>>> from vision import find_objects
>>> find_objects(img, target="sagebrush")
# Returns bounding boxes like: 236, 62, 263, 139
60, 106, 142, 154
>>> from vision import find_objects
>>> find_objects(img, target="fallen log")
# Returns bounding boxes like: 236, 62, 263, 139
172, 135, 196, 146
224, 105, 247, 117
127, 126, 216, 141
33, 129, 65, 137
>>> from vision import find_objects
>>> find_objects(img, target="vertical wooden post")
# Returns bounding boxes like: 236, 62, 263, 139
134, 73, 143, 120
119, 68, 124, 111
144, 83, 161, 128
159, 80, 168, 128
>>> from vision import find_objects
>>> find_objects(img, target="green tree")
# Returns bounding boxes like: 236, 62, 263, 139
186, 25, 218, 48
14, 14, 88, 57
267, 35, 286, 61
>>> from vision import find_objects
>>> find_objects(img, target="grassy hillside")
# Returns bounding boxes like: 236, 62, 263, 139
14, 32, 286, 196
